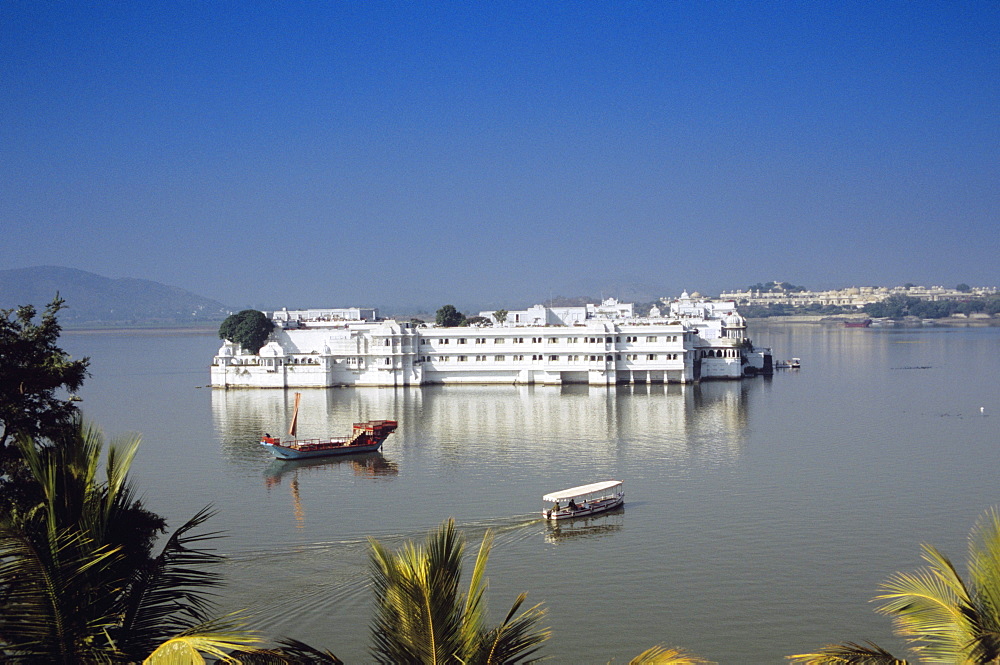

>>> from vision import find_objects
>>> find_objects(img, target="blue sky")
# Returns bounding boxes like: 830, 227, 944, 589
2, 2, 997, 312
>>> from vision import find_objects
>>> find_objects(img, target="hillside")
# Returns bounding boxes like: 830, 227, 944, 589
0, 266, 230, 327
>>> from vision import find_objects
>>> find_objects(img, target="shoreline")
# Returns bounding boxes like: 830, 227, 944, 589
749, 315, 998, 326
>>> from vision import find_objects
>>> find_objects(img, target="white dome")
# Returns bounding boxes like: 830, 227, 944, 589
258, 341, 285, 357
218, 344, 232, 356
725, 313, 745, 327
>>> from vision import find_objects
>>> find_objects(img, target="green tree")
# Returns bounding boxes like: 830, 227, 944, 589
435, 305, 466, 328
368, 519, 549, 664
218, 309, 274, 353
0, 295, 90, 511
788, 508, 1000, 664
956, 283, 972, 293
0, 418, 261, 662
466, 316, 491, 326
493, 310, 508, 325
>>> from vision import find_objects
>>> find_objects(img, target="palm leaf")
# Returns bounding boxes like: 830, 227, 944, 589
143, 628, 263, 664
368, 519, 549, 664
874, 543, 974, 661
629, 644, 715, 664
462, 527, 494, 656
114, 506, 227, 659
786, 641, 907, 664
474, 592, 550, 664
230, 636, 344, 664
0, 522, 123, 660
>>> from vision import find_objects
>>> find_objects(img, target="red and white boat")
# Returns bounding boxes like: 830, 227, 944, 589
260, 393, 398, 460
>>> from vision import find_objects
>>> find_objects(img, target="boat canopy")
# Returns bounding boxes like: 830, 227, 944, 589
543, 480, 623, 503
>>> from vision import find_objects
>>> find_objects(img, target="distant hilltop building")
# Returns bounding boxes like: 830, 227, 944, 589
211, 294, 772, 388
718, 284, 997, 308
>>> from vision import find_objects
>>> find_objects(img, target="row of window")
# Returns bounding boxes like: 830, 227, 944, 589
416, 353, 685, 363
419, 335, 684, 345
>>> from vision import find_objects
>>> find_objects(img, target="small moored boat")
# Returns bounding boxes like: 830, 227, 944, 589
543, 480, 624, 521
260, 393, 398, 460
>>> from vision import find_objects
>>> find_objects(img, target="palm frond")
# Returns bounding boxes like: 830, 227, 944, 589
230, 637, 344, 664
628, 644, 715, 664
369, 519, 549, 665
874, 544, 974, 661
115, 506, 227, 659
969, 508, 1000, 644
141, 614, 265, 664
462, 527, 494, 652
475, 592, 550, 664
786, 641, 906, 664
0, 523, 123, 659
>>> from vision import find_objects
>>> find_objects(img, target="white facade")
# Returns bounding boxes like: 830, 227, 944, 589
718, 284, 998, 308
211, 298, 771, 389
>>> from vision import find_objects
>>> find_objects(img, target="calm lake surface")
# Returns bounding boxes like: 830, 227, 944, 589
63, 322, 1000, 663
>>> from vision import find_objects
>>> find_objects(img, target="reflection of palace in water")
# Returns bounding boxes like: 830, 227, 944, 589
212, 377, 759, 470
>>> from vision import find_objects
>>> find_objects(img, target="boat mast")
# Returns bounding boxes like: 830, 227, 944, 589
288, 392, 301, 437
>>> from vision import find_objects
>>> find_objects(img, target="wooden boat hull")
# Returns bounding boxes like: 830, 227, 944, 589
260, 419, 398, 460
543, 494, 624, 521
261, 440, 384, 460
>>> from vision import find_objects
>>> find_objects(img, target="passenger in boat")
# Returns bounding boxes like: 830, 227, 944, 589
553, 502, 560, 512
568, 499, 577, 510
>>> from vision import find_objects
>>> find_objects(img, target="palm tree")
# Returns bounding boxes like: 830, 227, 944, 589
0, 417, 262, 662
627, 645, 715, 664
368, 518, 550, 664
788, 508, 1000, 664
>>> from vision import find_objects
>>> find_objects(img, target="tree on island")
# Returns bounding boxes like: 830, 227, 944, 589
956, 283, 972, 293
218, 309, 274, 353
435, 304, 467, 327
747, 281, 807, 293
493, 309, 508, 324
789, 508, 1000, 664
0, 295, 90, 512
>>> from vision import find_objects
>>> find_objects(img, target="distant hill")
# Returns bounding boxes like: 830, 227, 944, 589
0, 266, 231, 327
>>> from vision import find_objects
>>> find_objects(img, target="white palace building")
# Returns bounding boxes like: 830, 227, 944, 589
210, 293, 772, 389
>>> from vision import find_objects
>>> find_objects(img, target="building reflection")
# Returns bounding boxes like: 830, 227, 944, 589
211, 378, 758, 473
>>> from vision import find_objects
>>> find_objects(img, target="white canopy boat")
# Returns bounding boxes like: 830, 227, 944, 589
543, 480, 624, 521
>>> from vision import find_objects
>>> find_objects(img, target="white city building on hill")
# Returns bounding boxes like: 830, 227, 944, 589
211, 294, 772, 388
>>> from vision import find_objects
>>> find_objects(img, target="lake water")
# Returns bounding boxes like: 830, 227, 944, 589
62, 322, 1000, 663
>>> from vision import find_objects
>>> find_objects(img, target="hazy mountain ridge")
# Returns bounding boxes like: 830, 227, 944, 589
0, 266, 231, 326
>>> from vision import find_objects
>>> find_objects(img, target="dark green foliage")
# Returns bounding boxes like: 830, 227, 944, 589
466, 315, 491, 326
0, 295, 90, 511
435, 305, 467, 327
747, 281, 807, 293
219, 310, 275, 353
0, 419, 231, 663
956, 283, 972, 293
864, 294, 998, 319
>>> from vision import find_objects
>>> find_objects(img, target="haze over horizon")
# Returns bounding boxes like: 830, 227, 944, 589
3, 3, 997, 312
